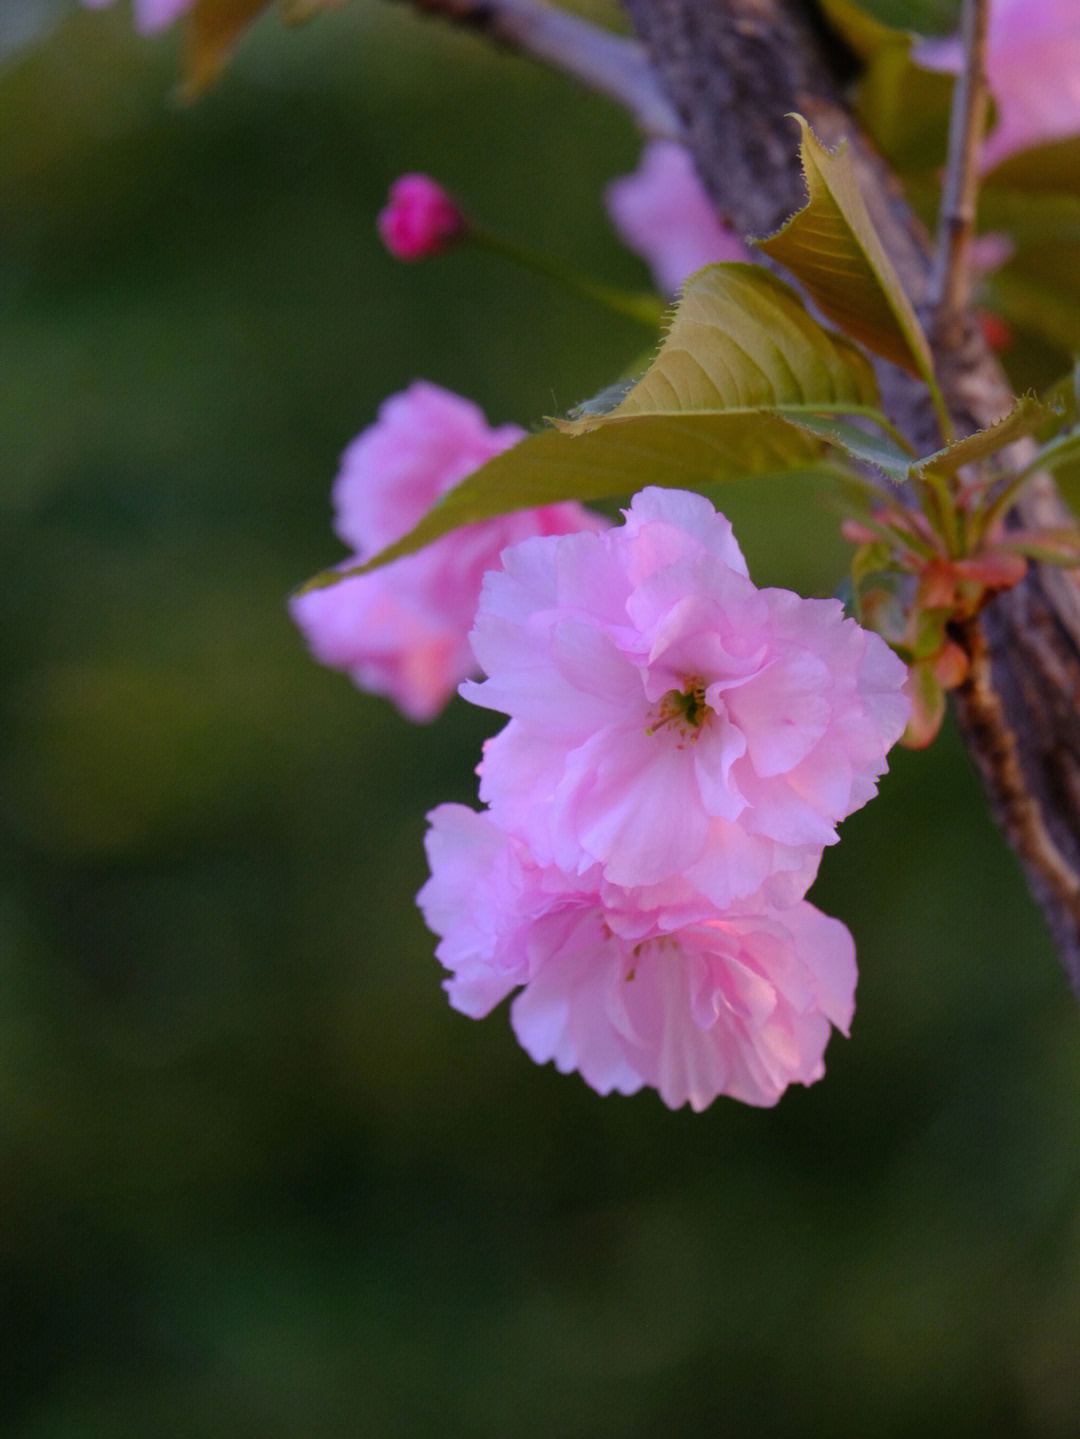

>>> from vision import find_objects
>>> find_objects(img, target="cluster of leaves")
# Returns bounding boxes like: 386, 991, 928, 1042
166, 0, 1080, 754
303, 113, 1080, 747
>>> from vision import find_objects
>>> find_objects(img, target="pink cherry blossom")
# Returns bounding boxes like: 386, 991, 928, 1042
418, 804, 857, 1110
605, 141, 750, 296
291, 382, 603, 721
917, 0, 1080, 170
81, 0, 194, 34
463, 488, 910, 904
377, 175, 469, 261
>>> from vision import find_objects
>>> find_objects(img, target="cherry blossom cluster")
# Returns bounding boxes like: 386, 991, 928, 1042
294, 148, 913, 1110
418, 489, 910, 1109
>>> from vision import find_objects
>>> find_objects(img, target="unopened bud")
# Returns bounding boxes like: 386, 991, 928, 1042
377, 175, 469, 261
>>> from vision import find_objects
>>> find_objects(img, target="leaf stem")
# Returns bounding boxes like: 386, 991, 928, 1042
472, 226, 667, 328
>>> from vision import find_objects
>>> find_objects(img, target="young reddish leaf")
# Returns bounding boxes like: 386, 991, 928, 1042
933, 640, 970, 691
756, 117, 936, 382
902, 660, 947, 749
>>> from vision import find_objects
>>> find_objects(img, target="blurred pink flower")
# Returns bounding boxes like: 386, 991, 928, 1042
291, 382, 603, 721
377, 175, 469, 261
81, 0, 194, 34
917, 0, 1080, 170
419, 804, 857, 1110
605, 140, 749, 296
463, 488, 909, 904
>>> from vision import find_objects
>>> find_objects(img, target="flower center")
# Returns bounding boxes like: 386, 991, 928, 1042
625, 934, 681, 981
645, 677, 714, 742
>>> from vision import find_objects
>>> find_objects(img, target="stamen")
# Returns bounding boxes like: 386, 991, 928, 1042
644, 676, 714, 740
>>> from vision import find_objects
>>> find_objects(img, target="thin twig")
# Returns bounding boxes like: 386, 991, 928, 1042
406, 0, 681, 138
929, 0, 991, 343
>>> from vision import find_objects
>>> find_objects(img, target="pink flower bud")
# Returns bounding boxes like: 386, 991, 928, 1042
377, 175, 468, 261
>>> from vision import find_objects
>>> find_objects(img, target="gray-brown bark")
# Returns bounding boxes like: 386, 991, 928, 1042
623, 0, 1080, 996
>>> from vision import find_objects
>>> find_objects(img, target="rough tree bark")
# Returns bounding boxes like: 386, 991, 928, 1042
622, 0, 1080, 996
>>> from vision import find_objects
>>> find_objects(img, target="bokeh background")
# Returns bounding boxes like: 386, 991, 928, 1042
4, 1, 1080, 1434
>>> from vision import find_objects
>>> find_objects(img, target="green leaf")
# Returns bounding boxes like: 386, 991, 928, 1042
300, 264, 891, 588
783, 398, 1053, 486
755, 116, 936, 383
851, 0, 959, 31
817, 0, 898, 61
1018, 427, 1080, 478
914, 395, 1054, 477
297, 425, 851, 591
774, 412, 914, 485
560, 264, 879, 429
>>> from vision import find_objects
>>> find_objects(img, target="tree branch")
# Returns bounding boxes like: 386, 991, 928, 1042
621, 0, 1080, 997
390, 0, 1080, 993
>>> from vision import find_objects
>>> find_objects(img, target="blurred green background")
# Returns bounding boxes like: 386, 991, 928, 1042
3, 2, 1080, 1435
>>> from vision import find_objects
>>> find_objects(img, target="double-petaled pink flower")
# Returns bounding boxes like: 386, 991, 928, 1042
419, 804, 858, 1111
463, 488, 909, 906
419, 488, 909, 1109
290, 382, 603, 720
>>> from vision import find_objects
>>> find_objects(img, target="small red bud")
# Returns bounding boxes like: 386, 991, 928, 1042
977, 310, 1014, 353
377, 174, 468, 261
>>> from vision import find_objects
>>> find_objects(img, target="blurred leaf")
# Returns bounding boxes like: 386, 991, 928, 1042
854, 43, 955, 176
902, 658, 946, 749
818, 0, 896, 59
283, 0, 350, 19
180, 0, 272, 95
852, 0, 960, 28
985, 136, 1080, 197
180, 0, 347, 93
983, 247, 1080, 354
755, 117, 937, 381
818, 0, 955, 175
979, 189, 1080, 251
